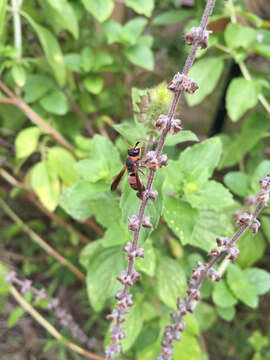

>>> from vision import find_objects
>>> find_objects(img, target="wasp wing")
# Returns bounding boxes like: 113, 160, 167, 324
133, 163, 143, 193
111, 166, 126, 191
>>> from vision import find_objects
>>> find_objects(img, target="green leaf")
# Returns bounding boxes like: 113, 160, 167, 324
262, 216, 270, 243
81, 0, 114, 22
248, 330, 269, 352
23, 74, 55, 103
224, 171, 251, 197
59, 181, 107, 221
11, 64, 26, 87
47, 147, 79, 186
22, 12, 66, 86
164, 197, 199, 246
212, 280, 238, 308
135, 239, 156, 276
250, 160, 270, 193
8, 307, 24, 328
44, 0, 79, 38
185, 181, 234, 209
64, 53, 81, 72
83, 75, 104, 95
237, 11, 263, 28
79, 240, 103, 269
174, 332, 201, 360
103, 224, 130, 247
237, 231, 265, 268
124, 43, 154, 71
251, 30, 270, 60
15, 127, 42, 159
156, 255, 186, 309
0, 262, 11, 296
124, 17, 148, 43
216, 306, 235, 321
74, 135, 120, 183
219, 130, 266, 168
152, 9, 190, 26
244, 268, 270, 295
40, 90, 69, 115
125, 0, 154, 17
178, 137, 222, 182
113, 121, 147, 145
165, 130, 198, 146
0, 0, 7, 41
191, 209, 234, 252
226, 78, 258, 122
225, 23, 256, 49
121, 300, 144, 352
227, 264, 258, 308
194, 302, 216, 331
86, 246, 126, 311
31, 161, 60, 211
186, 57, 224, 106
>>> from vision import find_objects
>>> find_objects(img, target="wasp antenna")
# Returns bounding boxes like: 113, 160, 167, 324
121, 136, 133, 148
134, 141, 140, 148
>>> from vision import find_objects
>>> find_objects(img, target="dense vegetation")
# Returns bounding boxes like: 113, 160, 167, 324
1, 0, 270, 359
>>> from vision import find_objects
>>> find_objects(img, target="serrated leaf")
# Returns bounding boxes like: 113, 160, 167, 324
124, 43, 154, 71
40, 90, 69, 115
22, 12, 66, 86
186, 57, 224, 106
44, 0, 79, 39
74, 135, 120, 183
23, 74, 55, 103
225, 23, 256, 49
244, 268, 270, 295
83, 75, 104, 95
156, 255, 186, 309
226, 78, 258, 122
224, 171, 251, 197
237, 231, 265, 268
152, 9, 190, 26
15, 127, 42, 159
126, 0, 154, 17
213, 280, 238, 308
31, 161, 60, 211
11, 64, 26, 87
164, 197, 199, 246
8, 307, 24, 328
47, 147, 78, 186
86, 246, 126, 311
165, 130, 198, 146
81, 0, 114, 23
227, 264, 258, 308
178, 137, 222, 182
59, 181, 107, 221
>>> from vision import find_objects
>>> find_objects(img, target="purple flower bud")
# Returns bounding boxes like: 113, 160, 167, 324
47, 298, 59, 309
142, 216, 152, 229
35, 288, 46, 302
187, 288, 200, 301
160, 154, 168, 168
236, 212, 252, 226
250, 218, 261, 234
21, 279, 32, 294
128, 215, 139, 231
146, 189, 158, 201
5, 271, 16, 283
177, 297, 187, 315
228, 247, 240, 261
207, 268, 221, 282
156, 115, 169, 131
170, 119, 182, 135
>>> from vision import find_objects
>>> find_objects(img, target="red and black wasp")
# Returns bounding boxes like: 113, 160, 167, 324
111, 141, 146, 196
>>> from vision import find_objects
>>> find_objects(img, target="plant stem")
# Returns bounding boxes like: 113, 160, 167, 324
11, 0, 22, 60
10, 285, 104, 360
0, 198, 86, 282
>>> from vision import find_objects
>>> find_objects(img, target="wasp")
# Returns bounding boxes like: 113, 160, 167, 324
111, 141, 146, 195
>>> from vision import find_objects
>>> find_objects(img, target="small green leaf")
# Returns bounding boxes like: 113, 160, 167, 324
113, 121, 147, 145
224, 171, 251, 197
213, 280, 238, 308
23, 74, 55, 103
83, 75, 104, 95
227, 264, 258, 308
102, 224, 130, 247
22, 12, 66, 86
164, 197, 199, 246
31, 161, 60, 211
251, 30, 270, 60
64, 53, 81, 72
248, 330, 269, 352
47, 147, 78, 186
86, 246, 126, 311
237, 232, 265, 268
152, 9, 190, 26
194, 302, 216, 331
59, 181, 107, 221
244, 268, 270, 295
125, 0, 154, 17
124, 43, 154, 71
226, 78, 258, 122
186, 57, 224, 106
225, 23, 256, 49
79, 240, 103, 269
8, 307, 24, 328
15, 127, 42, 159
156, 255, 186, 309
40, 90, 69, 115
174, 332, 201, 360
165, 130, 198, 146
11, 64, 26, 87
81, 0, 114, 22
216, 306, 235, 321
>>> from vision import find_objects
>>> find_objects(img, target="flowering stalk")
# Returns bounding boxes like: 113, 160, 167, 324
105, 1, 216, 358
158, 174, 270, 360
